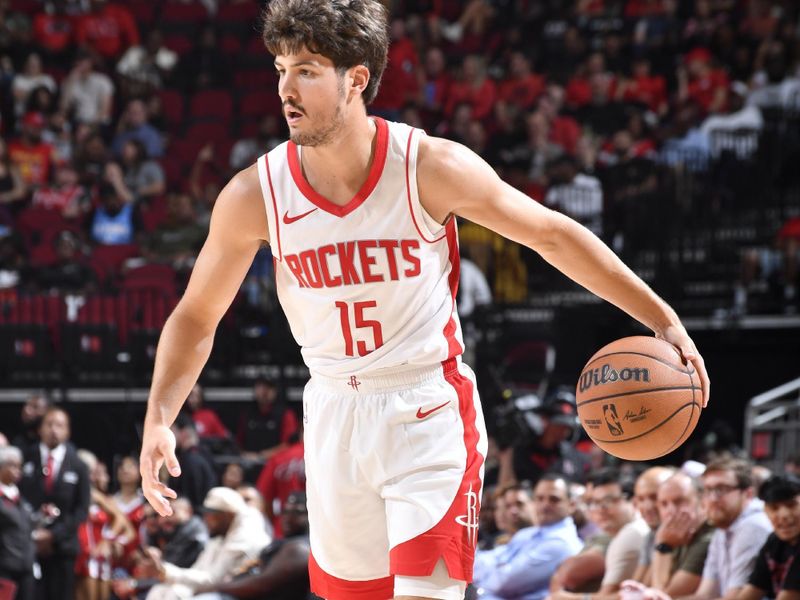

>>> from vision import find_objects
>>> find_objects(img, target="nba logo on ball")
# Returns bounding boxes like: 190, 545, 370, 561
576, 336, 703, 461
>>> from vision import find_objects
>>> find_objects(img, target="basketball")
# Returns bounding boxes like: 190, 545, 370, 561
575, 336, 702, 461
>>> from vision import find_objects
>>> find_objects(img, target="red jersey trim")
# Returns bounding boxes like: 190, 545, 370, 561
389, 358, 483, 581
443, 219, 463, 358
404, 128, 448, 244
264, 153, 282, 261
309, 552, 395, 600
287, 117, 389, 218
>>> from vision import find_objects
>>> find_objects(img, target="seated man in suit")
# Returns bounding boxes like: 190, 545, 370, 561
18, 408, 91, 600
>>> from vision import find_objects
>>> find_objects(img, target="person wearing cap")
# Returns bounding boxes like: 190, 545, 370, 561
8, 111, 55, 188
497, 388, 588, 488
193, 491, 312, 600
142, 487, 271, 600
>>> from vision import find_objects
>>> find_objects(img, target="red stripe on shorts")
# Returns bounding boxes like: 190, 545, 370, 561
309, 552, 395, 600
388, 357, 484, 582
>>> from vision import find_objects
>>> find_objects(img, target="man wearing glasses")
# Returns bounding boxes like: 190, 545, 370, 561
550, 468, 649, 600
624, 461, 771, 600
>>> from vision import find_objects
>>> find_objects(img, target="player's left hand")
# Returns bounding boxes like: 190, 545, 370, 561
657, 324, 710, 408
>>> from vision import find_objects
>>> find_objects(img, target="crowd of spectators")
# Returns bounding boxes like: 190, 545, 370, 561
0, 0, 798, 353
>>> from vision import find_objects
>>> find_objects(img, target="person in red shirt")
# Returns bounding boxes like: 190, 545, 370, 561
444, 54, 497, 121
678, 47, 729, 116
255, 430, 305, 538
615, 56, 668, 116
498, 51, 545, 112
185, 384, 229, 440
418, 46, 451, 124
371, 18, 419, 118
33, 1, 74, 59
75, 0, 139, 61
8, 112, 55, 189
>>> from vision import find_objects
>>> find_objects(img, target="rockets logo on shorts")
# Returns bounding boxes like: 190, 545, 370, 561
454, 483, 479, 548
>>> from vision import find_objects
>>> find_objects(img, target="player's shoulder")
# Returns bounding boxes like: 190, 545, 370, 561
211, 163, 268, 239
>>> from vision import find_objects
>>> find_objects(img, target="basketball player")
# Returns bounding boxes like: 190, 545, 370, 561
139, 2, 710, 599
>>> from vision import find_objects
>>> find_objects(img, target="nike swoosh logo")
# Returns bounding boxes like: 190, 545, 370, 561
416, 401, 450, 419
283, 208, 318, 224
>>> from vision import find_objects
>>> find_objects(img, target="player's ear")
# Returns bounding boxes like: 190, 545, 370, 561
347, 65, 370, 101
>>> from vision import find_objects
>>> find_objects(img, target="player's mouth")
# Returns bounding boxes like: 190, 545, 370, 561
285, 108, 305, 125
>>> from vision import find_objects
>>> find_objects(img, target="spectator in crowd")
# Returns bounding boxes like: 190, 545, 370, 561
445, 54, 497, 121
473, 475, 583, 600
648, 472, 713, 597
184, 384, 229, 441
60, 51, 114, 126
458, 255, 492, 319
741, 475, 800, 599
193, 491, 312, 600
86, 181, 143, 246
255, 428, 304, 538
8, 111, 54, 189
624, 457, 773, 600
700, 81, 763, 160
28, 229, 96, 294
0, 445, 35, 600
497, 390, 586, 488
32, 0, 75, 61
140, 487, 271, 600
786, 455, 800, 477
236, 486, 265, 514
112, 456, 147, 573
74, 131, 110, 189
111, 99, 164, 160
19, 407, 90, 600
106, 136, 167, 207
629, 467, 678, 585
116, 29, 178, 96
734, 216, 800, 315
478, 485, 500, 550
75, 0, 139, 61
141, 193, 205, 273
0, 137, 26, 211
169, 415, 216, 514
498, 51, 545, 112
11, 52, 55, 118
551, 468, 648, 599
74, 449, 135, 600
678, 47, 729, 116
10, 393, 50, 451
31, 161, 90, 219
545, 154, 604, 237
229, 115, 283, 172
237, 377, 299, 462
145, 497, 207, 569
418, 46, 451, 122
569, 480, 600, 542
220, 463, 244, 491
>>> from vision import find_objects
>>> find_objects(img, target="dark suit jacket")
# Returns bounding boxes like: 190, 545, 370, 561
19, 443, 90, 557
0, 491, 35, 574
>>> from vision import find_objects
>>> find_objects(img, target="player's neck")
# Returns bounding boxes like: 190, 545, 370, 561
299, 115, 377, 205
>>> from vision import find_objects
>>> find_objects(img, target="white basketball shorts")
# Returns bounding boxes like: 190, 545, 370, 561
303, 357, 488, 599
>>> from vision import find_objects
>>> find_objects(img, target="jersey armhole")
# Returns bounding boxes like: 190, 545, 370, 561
257, 153, 282, 261
406, 128, 449, 244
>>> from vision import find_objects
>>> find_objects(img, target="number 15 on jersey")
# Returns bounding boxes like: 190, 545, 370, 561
335, 301, 384, 357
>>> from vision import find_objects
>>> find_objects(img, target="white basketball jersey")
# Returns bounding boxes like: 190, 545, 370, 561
256, 118, 464, 377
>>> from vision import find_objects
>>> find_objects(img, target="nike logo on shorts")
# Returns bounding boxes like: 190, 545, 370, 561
416, 401, 450, 419
283, 208, 318, 224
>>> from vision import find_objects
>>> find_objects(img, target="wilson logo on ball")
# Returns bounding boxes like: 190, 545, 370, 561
579, 364, 651, 393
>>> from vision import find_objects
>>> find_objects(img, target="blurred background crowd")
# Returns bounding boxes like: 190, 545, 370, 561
0, 0, 799, 598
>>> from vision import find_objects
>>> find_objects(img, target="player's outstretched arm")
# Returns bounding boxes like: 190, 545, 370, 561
417, 136, 709, 406
140, 165, 267, 516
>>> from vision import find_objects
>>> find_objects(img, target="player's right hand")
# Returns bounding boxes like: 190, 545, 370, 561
139, 423, 180, 516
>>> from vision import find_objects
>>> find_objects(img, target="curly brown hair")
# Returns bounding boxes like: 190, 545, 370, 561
261, 0, 389, 105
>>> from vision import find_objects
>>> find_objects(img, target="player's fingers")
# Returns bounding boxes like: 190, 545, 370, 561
151, 480, 177, 500
143, 486, 173, 517
158, 440, 181, 477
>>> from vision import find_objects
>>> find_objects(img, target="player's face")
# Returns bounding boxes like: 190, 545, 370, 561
275, 48, 346, 147
765, 495, 800, 544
